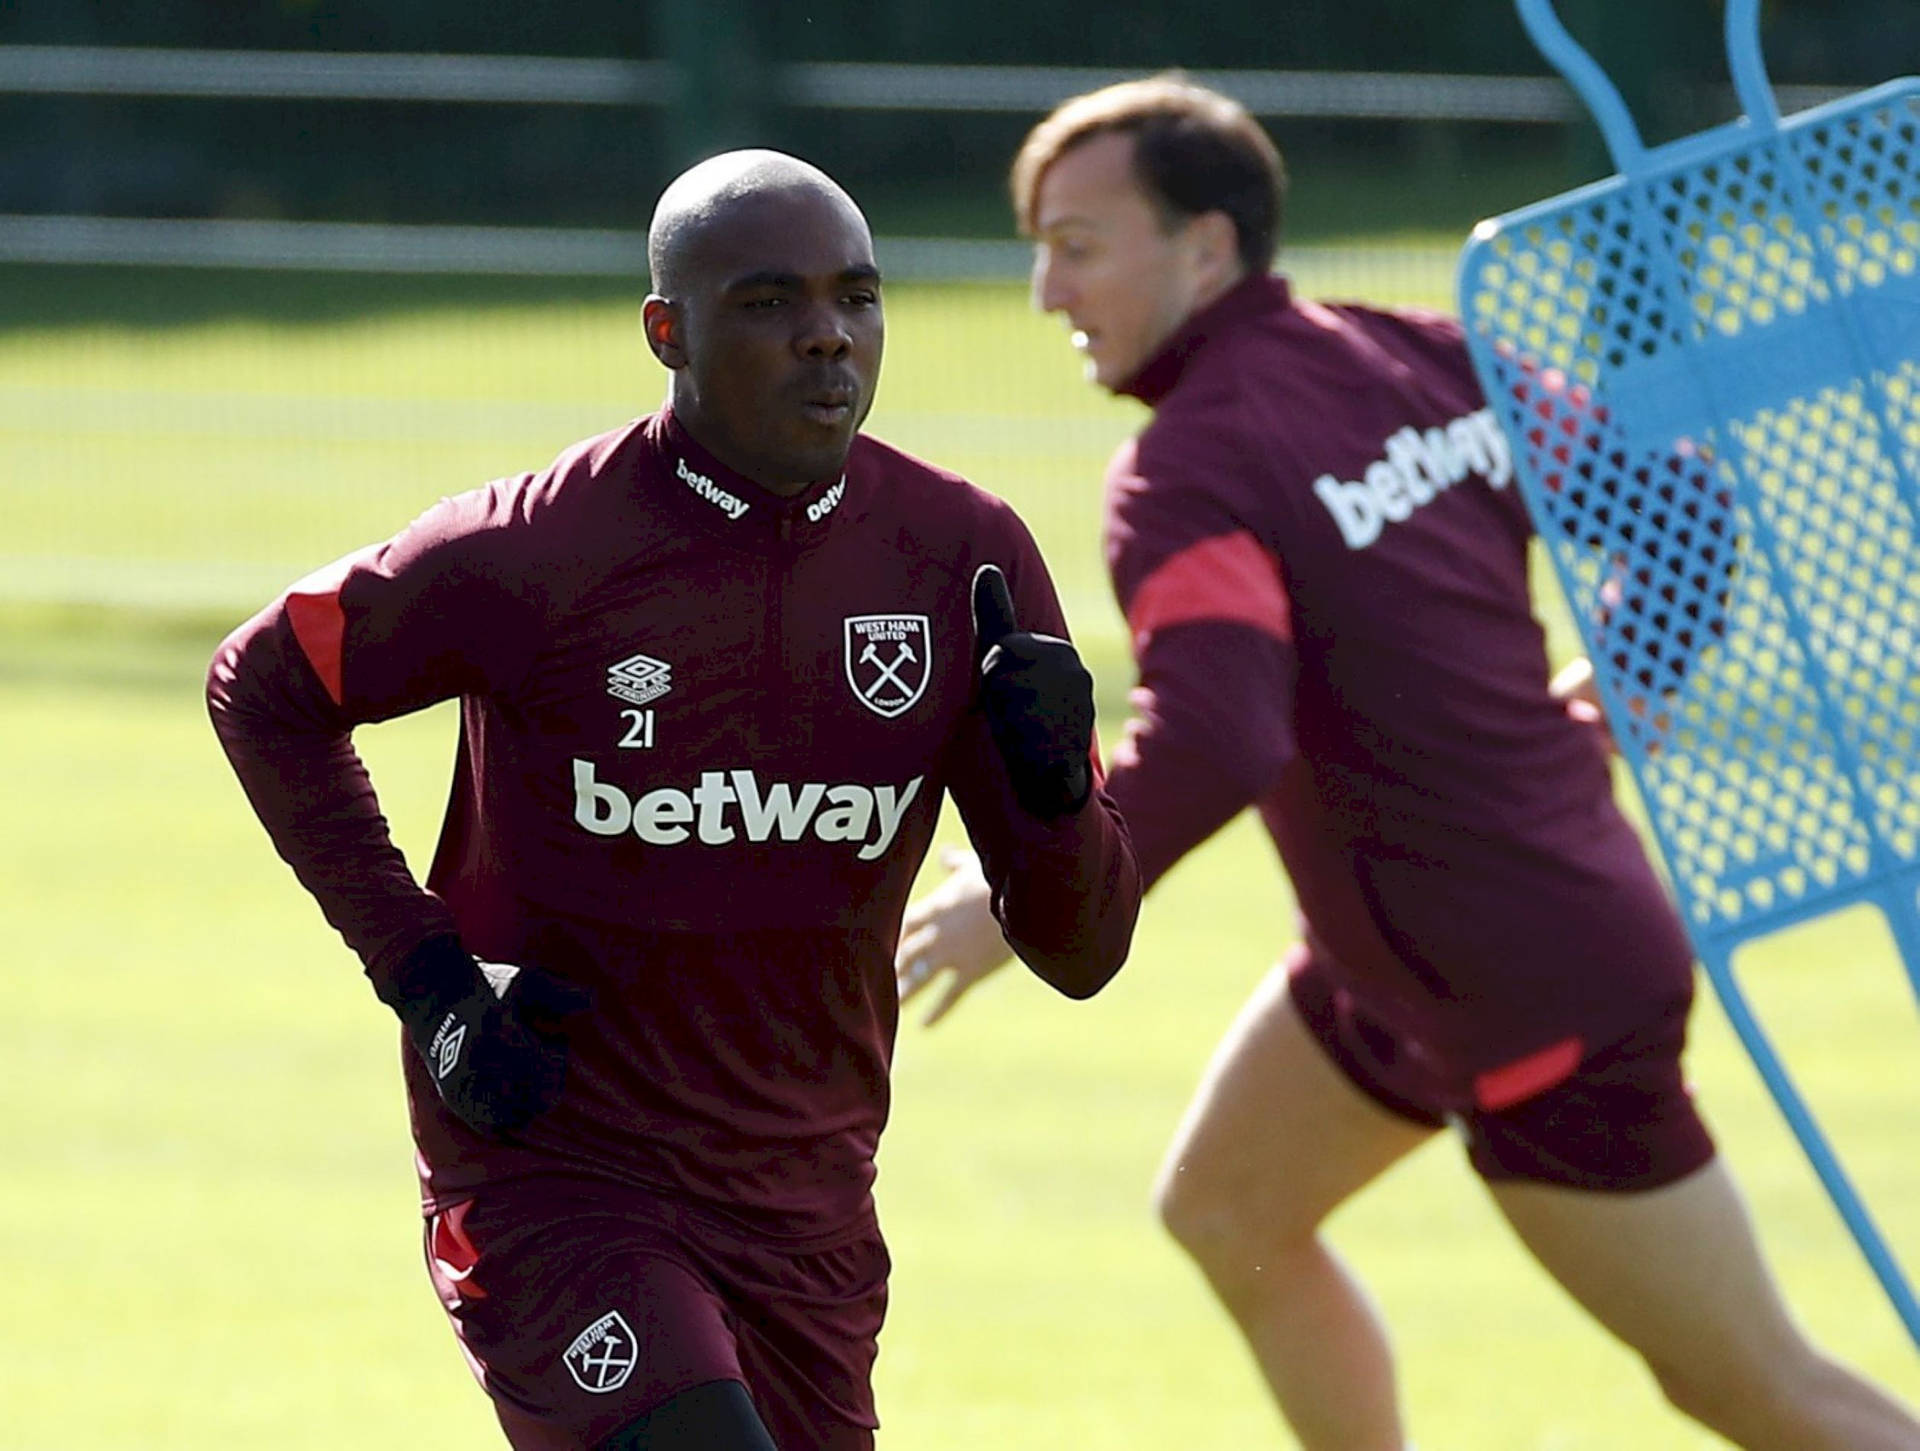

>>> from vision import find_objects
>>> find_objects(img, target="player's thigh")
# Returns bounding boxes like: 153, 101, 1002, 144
1468, 993, 1798, 1369
1158, 957, 1440, 1241
1489, 1156, 1806, 1373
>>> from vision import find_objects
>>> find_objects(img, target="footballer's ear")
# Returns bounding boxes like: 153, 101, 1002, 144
642, 295, 688, 369
1188, 210, 1240, 282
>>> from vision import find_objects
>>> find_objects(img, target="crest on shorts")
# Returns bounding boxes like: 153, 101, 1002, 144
563, 1309, 638, 1394
844, 615, 930, 718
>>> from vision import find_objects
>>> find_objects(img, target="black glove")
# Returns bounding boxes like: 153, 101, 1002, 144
972, 563, 1095, 819
376, 934, 591, 1136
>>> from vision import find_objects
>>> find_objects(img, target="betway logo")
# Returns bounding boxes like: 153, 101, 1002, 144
676, 457, 749, 521
573, 760, 920, 861
1313, 407, 1512, 550
806, 478, 846, 523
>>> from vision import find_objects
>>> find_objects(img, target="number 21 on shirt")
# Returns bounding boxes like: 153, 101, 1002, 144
619, 709, 656, 749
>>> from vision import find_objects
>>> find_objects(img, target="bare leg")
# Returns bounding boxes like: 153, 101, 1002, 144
1493, 1158, 1920, 1450
1154, 967, 1438, 1451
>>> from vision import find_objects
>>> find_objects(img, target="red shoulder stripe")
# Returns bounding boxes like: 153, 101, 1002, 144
1126, 531, 1292, 653
283, 556, 358, 707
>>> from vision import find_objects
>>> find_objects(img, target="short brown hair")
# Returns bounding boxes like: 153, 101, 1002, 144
1011, 74, 1286, 274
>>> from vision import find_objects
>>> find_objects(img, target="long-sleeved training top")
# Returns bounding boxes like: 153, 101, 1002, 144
208, 408, 1139, 1239
1100, 272, 1693, 1078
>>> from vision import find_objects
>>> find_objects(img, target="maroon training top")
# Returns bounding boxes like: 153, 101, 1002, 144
1101, 273, 1692, 1078
208, 409, 1139, 1239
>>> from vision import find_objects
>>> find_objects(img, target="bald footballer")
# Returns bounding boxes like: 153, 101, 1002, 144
209, 150, 1139, 1451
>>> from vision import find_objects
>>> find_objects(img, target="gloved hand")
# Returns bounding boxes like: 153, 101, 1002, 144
972, 563, 1095, 819
376, 934, 591, 1135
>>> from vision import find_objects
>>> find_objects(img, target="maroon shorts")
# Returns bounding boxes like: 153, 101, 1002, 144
1287, 949, 1716, 1191
421, 1180, 888, 1451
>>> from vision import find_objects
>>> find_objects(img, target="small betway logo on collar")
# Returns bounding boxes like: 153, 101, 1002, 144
563, 1310, 638, 1394
807, 478, 847, 523
676, 456, 749, 521
606, 653, 671, 706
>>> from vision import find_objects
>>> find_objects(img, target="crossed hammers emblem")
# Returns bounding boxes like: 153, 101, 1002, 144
859, 639, 918, 701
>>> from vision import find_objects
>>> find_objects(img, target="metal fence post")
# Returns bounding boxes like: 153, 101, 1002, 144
652, 0, 767, 172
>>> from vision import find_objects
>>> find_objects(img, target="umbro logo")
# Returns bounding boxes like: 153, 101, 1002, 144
607, 653, 672, 707
429, 1016, 465, 1081
563, 1309, 638, 1394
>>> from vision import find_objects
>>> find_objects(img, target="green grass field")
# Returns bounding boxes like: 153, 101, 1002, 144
4, 264, 1918, 1448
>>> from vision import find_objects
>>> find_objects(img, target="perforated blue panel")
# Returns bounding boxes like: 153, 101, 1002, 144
1463, 0, 1920, 1349
1460, 80, 1920, 953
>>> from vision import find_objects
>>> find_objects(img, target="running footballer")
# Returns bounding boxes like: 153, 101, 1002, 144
897, 77, 1920, 1451
210, 150, 1139, 1451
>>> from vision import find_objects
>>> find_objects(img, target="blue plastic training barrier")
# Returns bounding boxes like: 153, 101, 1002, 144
1460, 0, 1920, 1346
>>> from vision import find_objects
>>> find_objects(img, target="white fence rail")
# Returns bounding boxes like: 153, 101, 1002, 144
0, 44, 1597, 121
0, 214, 1029, 279
0, 46, 670, 104
0, 214, 1457, 297
0, 45, 1854, 120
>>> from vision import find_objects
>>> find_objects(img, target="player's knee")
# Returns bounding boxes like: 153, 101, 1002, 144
1153, 1154, 1226, 1252
1643, 1338, 1821, 1437
1649, 1355, 1786, 1438
1155, 1158, 1299, 1269
1647, 1351, 1724, 1425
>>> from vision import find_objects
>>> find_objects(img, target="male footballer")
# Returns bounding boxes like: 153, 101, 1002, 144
209, 149, 1139, 1450
897, 77, 1920, 1451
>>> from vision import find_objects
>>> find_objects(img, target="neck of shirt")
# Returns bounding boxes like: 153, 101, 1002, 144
647, 407, 856, 547
1118, 271, 1294, 407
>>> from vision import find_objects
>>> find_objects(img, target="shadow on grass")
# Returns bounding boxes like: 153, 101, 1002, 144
0, 265, 644, 334
0, 601, 236, 696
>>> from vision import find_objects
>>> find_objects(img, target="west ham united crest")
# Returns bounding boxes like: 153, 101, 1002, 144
845, 614, 930, 718
563, 1309, 638, 1394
